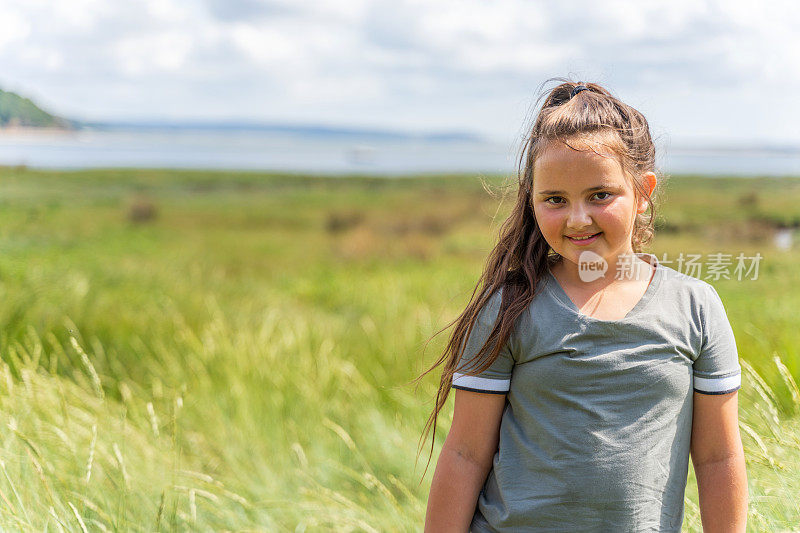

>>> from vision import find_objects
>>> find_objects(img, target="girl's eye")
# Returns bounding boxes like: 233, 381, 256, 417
544, 193, 610, 205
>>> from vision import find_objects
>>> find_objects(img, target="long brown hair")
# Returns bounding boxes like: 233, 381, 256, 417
412, 77, 665, 480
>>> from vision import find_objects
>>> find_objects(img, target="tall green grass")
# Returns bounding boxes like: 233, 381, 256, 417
0, 167, 797, 530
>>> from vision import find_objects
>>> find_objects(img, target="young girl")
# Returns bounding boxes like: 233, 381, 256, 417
419, 79, 748, 532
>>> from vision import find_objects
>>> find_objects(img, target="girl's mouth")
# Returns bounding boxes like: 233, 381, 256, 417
566, 232, 602, 245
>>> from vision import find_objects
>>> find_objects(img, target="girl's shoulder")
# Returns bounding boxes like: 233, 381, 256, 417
658, 260, 713, 291
653, 261, 724, 316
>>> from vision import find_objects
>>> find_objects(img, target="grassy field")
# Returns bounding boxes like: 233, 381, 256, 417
0, 166, 798, 531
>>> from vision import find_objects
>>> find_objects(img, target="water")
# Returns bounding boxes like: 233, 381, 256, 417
1, 128, 798, 177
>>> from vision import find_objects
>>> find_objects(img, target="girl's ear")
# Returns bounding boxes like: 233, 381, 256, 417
637, 172, 657, 213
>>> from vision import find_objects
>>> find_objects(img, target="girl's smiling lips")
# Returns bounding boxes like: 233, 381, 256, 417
566, 231, 602, 245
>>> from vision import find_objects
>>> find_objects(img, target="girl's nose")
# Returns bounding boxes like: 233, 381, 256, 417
566, 205, 593, 229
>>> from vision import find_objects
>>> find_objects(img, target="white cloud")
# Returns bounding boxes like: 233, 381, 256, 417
0, 0, 798, 142
0, 8, 31, 50
114, 32, 195, 75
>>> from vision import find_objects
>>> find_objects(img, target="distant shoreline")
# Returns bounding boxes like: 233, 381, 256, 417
0, 127, 798, 177
0, 125, 798, 156
0, 125, 75, 136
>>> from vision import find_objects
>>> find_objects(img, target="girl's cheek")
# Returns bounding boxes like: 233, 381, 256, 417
597, 199, 632, 219
533, 209, 562, 231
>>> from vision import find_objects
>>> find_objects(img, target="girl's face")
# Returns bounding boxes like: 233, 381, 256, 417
531, 139, 653, 275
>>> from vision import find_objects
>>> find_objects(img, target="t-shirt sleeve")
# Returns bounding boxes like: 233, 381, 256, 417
693, 283, 742, 395
451, 289, 515, 395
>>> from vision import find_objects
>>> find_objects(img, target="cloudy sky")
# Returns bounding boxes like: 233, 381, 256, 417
1, 0, 798, 145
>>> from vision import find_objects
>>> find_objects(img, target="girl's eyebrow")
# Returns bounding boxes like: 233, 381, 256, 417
537, 184, 619, 196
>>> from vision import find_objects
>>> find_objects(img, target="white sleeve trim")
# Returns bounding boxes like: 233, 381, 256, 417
693, 373, 741, 394
452, 372, 510, 392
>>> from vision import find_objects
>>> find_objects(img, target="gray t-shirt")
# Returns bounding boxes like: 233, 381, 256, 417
452, 252, 741, 532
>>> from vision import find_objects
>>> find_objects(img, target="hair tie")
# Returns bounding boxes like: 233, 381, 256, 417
570, 85, 589, 98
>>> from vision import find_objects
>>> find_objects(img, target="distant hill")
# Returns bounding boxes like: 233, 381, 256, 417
0, 88, 74, 129
79, 120, 485, 143
0, 85, 484, 142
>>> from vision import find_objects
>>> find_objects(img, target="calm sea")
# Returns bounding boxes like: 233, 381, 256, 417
1, 129, 798, 177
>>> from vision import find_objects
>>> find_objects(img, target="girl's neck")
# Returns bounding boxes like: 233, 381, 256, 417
549, 251, 654, 292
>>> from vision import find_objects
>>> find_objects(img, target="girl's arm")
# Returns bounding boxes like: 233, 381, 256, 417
690, 390, 748, 532
425, 388, 506, 533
